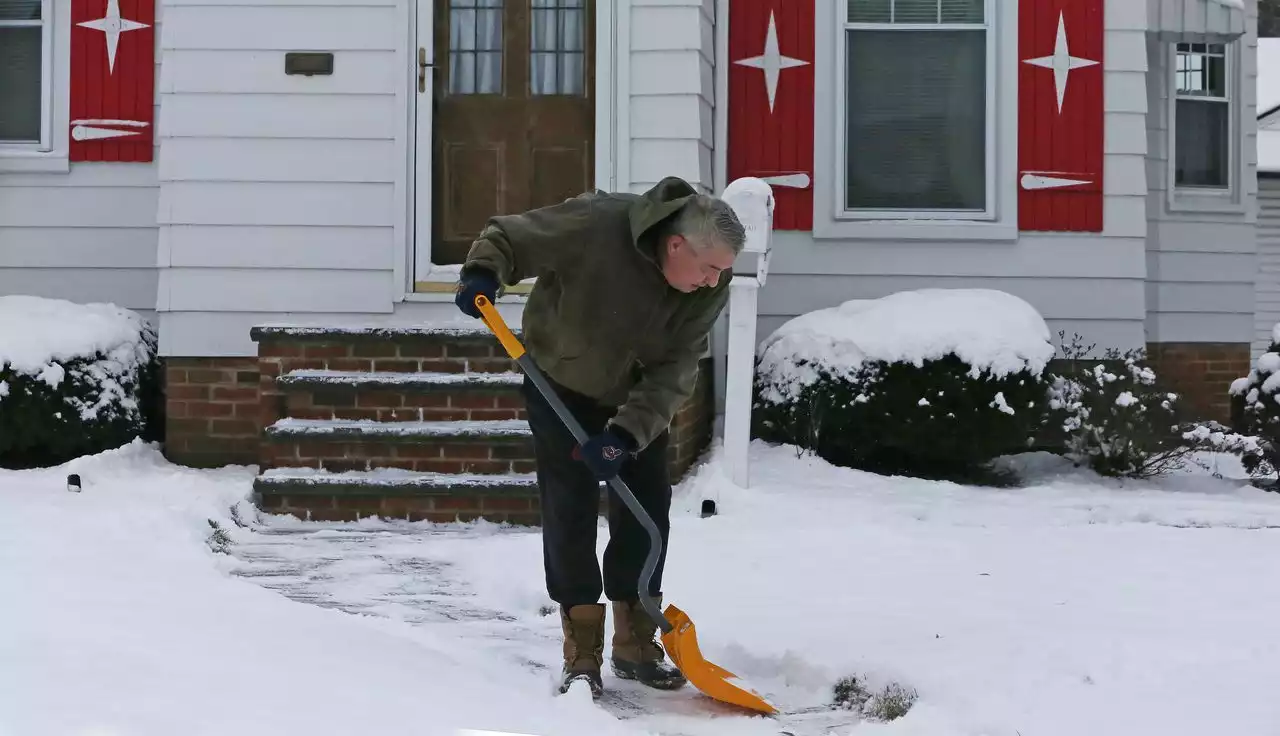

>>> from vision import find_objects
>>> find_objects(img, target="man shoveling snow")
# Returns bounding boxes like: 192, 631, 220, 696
453, 177, 745, 698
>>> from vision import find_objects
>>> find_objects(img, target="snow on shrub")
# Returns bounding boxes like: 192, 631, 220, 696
1219, 333, 1280, 487
0, 295, 161, 468
1041, 332, 1208, 479
751, 289, 1057, 483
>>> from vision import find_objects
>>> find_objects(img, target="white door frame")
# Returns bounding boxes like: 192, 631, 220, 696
406, 0, 623, 293
409, 0, 436, 287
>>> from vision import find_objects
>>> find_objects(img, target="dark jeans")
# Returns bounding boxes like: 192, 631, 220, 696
520, 373, 672, 607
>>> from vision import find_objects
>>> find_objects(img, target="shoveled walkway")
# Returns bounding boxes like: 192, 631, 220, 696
220, 516, 859, 736
222, 519, 564, 677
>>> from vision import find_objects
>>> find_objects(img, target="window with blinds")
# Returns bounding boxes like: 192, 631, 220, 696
841, 0, 990, 216
0, 0, 45, 145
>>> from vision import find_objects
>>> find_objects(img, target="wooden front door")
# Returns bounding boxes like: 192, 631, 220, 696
420, 0, 595, 272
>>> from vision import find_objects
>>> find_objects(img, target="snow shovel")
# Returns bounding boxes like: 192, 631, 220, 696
472, 294, 777, 716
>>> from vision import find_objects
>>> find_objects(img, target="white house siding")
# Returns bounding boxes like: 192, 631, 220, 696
154, 0, 404, 357
0, 7, 162, 323
1255, 176, 1280, 355
624, 0, 716, 193
1141, 12, 1258, 348
734, 0, 1150, 356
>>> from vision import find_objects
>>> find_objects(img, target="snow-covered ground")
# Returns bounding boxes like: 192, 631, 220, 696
4, 439, 1280, 736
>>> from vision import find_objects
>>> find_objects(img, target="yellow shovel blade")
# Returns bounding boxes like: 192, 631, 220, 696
660, 603, 778, 715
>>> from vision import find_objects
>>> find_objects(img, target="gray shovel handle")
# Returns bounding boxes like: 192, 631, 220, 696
516, 353, 673, 635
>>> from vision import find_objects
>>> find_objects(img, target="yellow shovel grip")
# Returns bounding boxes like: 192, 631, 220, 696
475, 294, 526, 360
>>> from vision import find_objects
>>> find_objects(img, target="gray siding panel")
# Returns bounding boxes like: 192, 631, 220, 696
155, 0, 404, 356
758, 274, 1146, 337
1143, 24, 1258, 345
0, 268, 158, 314
1255, 180, 1280, 355
626, 0, 715, 192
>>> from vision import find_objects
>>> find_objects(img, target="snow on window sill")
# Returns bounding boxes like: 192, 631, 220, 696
0, 149, 70, 174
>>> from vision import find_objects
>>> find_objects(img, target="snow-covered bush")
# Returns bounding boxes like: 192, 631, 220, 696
1220, 335, 1280, 486
751, 289, 1057, 483
1040, 333, 1200, 479
0, 296, 161, 468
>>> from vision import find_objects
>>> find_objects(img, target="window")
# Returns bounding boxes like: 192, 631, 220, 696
1173, 42, 1231, 190
838, 0, 993, 219
449, 0, 503, 95
530, 0, 584, 96
0, 0, 51, 150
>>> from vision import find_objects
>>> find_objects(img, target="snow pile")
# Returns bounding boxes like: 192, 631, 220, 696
756, 288, 1056, 404
0, 295, 151, 386
0, 441, 636, 736
0, 295, 155, 424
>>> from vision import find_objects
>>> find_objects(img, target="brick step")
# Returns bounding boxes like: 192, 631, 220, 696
252, 466, 551, 524
252, 324, 519, 375
272, 369, 528, 424
262, 417, 536, 475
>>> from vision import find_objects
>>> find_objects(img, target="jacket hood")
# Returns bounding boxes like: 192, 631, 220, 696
627, 176, 699, 254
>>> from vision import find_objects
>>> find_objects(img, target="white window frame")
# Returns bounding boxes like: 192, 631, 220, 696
833, 0, 997, 223
1166, 39, 1245, 214
0, 0, 69, 173
0, 0, 54, 151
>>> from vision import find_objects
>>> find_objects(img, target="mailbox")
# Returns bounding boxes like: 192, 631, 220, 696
715, 177, 775, 492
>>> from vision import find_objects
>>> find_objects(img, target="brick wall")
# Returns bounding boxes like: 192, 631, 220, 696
1146, 342, 1252, 424
163, 348, 718, 485
164, 358, 260, 467
260, 489, 546, 525
667, 357, 715, 479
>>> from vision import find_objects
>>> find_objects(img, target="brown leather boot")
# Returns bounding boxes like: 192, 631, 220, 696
558, 603, 606, 696
610, 596, 687, 690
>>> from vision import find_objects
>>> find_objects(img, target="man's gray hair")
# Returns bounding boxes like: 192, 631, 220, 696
671, 194, 747, 255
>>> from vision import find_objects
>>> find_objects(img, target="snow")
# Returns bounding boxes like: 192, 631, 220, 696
6, 438, 1280, 736
756, 289, 1056, 404
0, 295, 150, 387
270, 417, 532, 437
284, 369, 524, 385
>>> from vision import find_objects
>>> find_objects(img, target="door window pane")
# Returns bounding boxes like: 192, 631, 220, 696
449, 0, 502, 95
531, 0, 584, 96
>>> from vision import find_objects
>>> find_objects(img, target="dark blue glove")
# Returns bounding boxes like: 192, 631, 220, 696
455, 268, 500, 319
573, 425, 638, 480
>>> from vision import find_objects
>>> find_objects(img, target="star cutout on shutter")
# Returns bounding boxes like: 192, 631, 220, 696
1022, 10, 1099, 114
734, 10, 809, 113
78, 0, 150, 75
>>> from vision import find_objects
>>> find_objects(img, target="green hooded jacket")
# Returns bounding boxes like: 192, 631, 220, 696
460, 176, 732, 452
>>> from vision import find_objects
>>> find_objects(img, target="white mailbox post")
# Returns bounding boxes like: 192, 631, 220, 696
718, 177, 775, 488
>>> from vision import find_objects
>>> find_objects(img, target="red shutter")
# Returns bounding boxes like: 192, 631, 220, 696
69, 0, 156, 163
1018, 0, 1104, 232
726, 0, 814, 231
